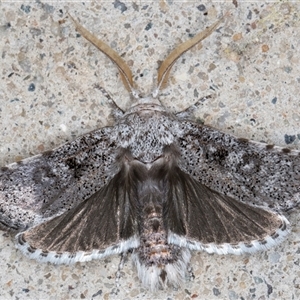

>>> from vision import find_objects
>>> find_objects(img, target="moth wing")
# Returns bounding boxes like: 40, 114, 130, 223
15, 167, 138, 264
179, 120, 300, 212
166, 166, 289, 255
0, 126, 118, 232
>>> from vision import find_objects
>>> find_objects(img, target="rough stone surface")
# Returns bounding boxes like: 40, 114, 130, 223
1, 1, 300, 299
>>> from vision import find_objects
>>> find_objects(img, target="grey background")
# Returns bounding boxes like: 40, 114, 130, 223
0, 1, 299, 299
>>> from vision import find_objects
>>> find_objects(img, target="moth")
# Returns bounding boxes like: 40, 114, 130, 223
0, 15, 299, 291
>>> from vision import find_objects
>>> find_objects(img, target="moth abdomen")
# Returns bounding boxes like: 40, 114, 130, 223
133, 201, 190, 290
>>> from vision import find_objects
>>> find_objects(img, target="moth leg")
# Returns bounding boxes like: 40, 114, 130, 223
175, 95, 213, 120
187, 263, 195, 282
93, 83, 124, 120
115, 251, 129, 289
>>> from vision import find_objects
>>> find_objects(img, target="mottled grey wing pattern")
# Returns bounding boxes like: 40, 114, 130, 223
164, 163, 288, 254
179, 120, 300, 212
16, 162, 139, 263
0, 126, 118, 232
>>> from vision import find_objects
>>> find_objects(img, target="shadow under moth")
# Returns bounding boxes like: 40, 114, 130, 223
0, 15, 299, 291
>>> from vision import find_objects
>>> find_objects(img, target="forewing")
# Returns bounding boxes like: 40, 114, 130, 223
15, 164, 139, 264
0, 126, 118, 231
178, 120, 300, 212
165, 165, 289, 255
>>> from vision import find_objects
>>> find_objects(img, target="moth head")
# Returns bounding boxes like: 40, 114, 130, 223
69, 14, 225, 108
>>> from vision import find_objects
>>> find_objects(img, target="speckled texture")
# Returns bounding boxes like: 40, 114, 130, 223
1, 1, 300, 299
